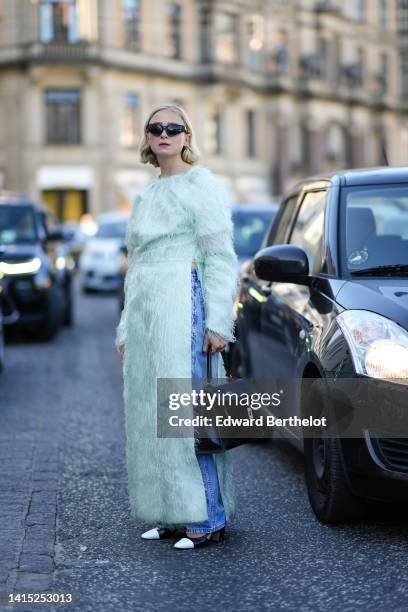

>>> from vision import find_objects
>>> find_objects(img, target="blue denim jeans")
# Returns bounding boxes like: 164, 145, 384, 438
184, 268, 226, 534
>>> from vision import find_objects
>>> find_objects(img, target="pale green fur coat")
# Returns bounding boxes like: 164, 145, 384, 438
116, 164, 240, 525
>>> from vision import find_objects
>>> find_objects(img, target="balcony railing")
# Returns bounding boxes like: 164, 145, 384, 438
23, 41, 99, 62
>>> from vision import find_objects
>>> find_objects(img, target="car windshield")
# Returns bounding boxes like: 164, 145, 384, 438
95, 221, 127, 239
0, 205, 37, 244
341, 185, 408, 274
232, 209, 275, 257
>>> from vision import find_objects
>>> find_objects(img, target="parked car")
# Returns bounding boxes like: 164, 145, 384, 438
79, 212, 129, 292
0, 192, 75, 340
232, 166, 408, 524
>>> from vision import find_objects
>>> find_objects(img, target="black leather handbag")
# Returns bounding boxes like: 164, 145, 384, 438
194, 349, 255, 454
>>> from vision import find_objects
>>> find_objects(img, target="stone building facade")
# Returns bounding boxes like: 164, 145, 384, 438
0, 0, 408, 221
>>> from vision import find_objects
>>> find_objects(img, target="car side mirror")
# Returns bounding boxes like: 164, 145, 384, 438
253, 244, 310, 284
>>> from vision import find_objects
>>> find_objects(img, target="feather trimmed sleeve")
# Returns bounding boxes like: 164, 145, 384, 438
188, 167, 240, 344
115, 194, 140, 350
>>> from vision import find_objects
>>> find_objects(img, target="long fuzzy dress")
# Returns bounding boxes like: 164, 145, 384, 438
115, 164, 240, 525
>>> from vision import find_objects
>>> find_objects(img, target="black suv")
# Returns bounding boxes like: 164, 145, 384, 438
0, 192, 75, 340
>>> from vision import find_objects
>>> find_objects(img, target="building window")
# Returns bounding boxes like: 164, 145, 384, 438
39, 0, 77, 43
244, 14, 264, 71
120, 93, 141, 148
353, 0, 365, 22
165, 3, 182, 59
45, 89, 81, 144
123, 0, 141, 50
199, 6, 212, 62
398, 0, 408, 33
39, 0, 97, 43
204, 105, 224, 155
378, 0, 387, 26
214, 12, 239, 64
245, 110, 256, 158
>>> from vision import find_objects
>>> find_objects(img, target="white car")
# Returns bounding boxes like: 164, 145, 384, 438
79, 212, 130, 292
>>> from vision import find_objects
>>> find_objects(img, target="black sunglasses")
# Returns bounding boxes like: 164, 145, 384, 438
146, 122, 189, 137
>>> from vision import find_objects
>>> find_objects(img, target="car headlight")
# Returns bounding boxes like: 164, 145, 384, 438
0, 257, 42, 275
336, 310, 408, 382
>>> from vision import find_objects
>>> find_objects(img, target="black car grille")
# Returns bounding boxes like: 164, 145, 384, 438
376, 438, 408, 473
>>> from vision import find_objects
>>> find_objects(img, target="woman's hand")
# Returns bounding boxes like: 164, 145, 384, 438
117, 343, 125, 361
203, 331, 227, 353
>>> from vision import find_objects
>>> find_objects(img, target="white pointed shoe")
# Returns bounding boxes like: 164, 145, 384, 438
173, 537, 197, 549
141, 526, 184, 540
173, 527, 225, 549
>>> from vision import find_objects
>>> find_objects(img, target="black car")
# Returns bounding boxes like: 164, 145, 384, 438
232, 166, 408, 523
0, 192, 75, 340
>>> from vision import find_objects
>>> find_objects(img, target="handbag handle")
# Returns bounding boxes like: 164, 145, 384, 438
206, 348, 213, 380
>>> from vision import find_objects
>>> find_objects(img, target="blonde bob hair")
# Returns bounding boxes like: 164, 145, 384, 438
139, 103, 201, 168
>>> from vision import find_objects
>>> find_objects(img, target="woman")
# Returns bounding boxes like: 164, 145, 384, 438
115, 103, 239, 550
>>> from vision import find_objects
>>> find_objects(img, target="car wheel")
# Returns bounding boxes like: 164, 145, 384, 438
303, 378, 370, 524
25, 285, 63, 341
